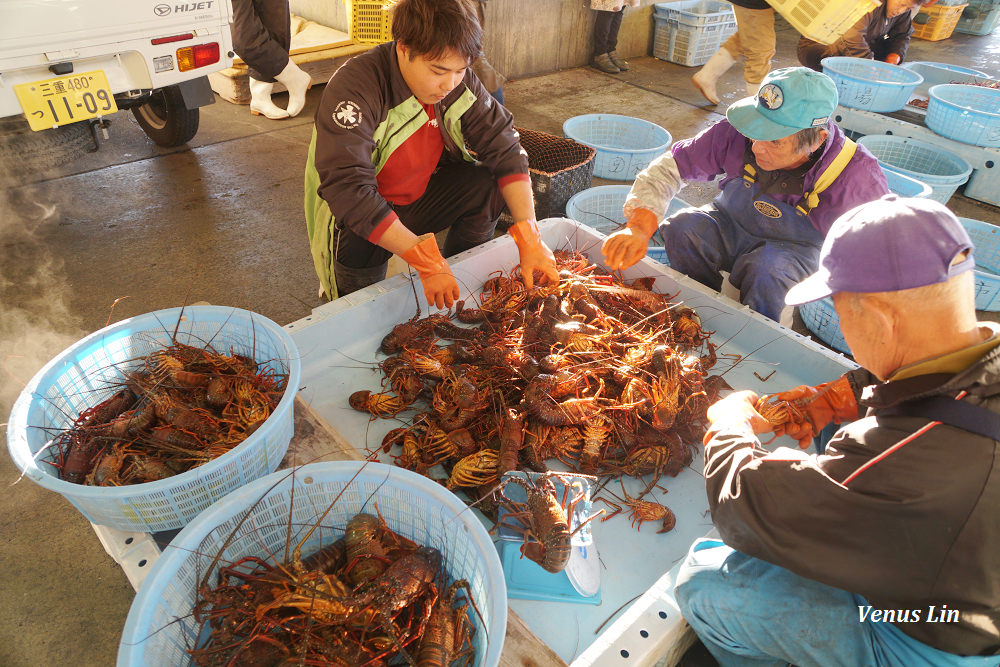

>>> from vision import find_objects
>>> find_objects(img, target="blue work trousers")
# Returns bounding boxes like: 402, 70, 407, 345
662, 206, 821, 322
662, 177, 824, 322
674, 539, 997, 667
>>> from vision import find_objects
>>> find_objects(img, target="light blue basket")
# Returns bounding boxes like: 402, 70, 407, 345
6, 305, 300, 532
565, 184, 692, 265
563, 114, 672, 181
971, 268, 1000, 311
882, 167, 933, 198
646, 246, 671, 265
798, 297, 851, 355
651, 2, 737, 67
902, 61, 991, 97
955, 0, 1000, 35
856, 135, 972, 204
926, 84, 1000, 148
653, 0, 736, 24
961, 216, 1000, 274
821, 56, 924, 113
961, 218, 1000, 312
117, 462, 507, 667
652, 15, 737, 67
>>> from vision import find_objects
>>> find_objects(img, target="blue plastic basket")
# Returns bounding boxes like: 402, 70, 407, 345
955, 0, 1000, 35
562, 115, 672, 181
902, 61, 991, 97
798, 297, 851, 355
652, 15, 737, 67
117, 461, 507, 667
961, 216, 1000, 274
971, 267, 1000, 311
926, 84, 1000, 148
882, 167, 933, 198
961, 216, 1000, 310
6, 306, 300, 532
646, 246, 671, 265
653, 0, 736, 24
651, 2, 737, 67
564, 185, 692, 265
821, 57, 924, 113
856, 135, 972, 204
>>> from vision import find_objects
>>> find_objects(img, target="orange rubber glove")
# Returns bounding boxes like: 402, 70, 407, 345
509, 219, 558, 289
885, 53, 902, 66
771, 376, 858, 449
400, 234, 459, 309
601, 207, 659, 271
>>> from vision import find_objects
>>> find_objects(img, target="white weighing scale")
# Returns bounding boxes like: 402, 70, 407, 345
495, 470, 603, 604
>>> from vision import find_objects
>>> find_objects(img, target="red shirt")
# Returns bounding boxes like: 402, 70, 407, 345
366, 102, 527, 245
376, 102, 444, 207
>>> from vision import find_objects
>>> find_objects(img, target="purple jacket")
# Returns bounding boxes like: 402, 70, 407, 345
671, 119, 889, 235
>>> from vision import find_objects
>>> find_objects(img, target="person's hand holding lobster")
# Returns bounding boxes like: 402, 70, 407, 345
754, 376, 859, 449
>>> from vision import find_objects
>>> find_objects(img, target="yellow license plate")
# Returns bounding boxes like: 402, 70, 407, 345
14, 70, 118, 131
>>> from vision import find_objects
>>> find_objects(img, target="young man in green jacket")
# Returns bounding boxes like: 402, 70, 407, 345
304, 0, 557, 307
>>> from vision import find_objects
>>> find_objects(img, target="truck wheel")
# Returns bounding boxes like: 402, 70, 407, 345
0, 116, 94, 179
132, 85, 199, 147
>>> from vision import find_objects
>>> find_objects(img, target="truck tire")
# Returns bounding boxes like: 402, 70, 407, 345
0, 116, 94, 178
132, 85, 200, 147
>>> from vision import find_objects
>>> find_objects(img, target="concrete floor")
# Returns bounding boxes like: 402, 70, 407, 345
2, 17, 999, 666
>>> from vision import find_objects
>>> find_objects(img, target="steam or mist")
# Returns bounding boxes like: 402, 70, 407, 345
0, 183, 85, 420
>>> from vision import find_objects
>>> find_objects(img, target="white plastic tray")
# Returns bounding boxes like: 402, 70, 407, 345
287, 218, 857, 665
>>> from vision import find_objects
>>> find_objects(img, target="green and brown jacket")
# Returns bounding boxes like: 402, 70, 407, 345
305, 41, 528, 299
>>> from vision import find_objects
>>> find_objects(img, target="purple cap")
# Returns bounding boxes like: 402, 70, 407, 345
785, 195, 975, 306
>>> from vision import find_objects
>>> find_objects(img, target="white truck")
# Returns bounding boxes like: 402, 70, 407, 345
0, 0, 234, 173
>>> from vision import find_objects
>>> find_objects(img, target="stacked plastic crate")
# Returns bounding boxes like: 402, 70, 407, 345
346, 0, 392, 44
955, 0, 1000, 35
652, 1, 737, 67
911, 0, 969, 40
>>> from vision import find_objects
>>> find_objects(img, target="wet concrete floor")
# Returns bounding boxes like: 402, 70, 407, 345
1, 17, 998, 666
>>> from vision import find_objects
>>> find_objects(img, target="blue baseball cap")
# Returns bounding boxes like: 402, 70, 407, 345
785, 195, 975, 306
727, 67, 839, 141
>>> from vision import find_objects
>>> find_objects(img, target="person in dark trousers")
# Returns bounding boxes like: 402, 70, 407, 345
471, 0, 506, 104
674, 195, 1000, 666
304, 0, 558, 305
601, 67, 888, 323
590, 0, 639, 74
798, 0, 937, 70
232, 0, 312, 119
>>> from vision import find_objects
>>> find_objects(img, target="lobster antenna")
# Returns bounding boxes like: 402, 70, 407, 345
104, 296, 131, 328
172, 284, 197, 343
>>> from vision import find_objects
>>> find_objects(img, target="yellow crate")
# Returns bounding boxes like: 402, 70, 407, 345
768, 0, 879, 45
912, 3, 968, 41
346, 0, 393, 44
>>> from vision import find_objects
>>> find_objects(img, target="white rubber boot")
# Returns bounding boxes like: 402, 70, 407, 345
691, 48, 737, 105
746, 80, 762, 97
275, 60, 312, 117
249, 78, 289, 119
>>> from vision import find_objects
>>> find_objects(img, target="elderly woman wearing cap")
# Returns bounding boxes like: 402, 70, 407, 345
673, 195, 1000, 665
602, 66, 888, 323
